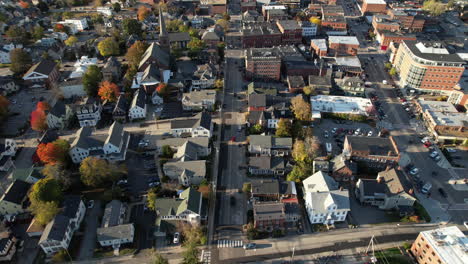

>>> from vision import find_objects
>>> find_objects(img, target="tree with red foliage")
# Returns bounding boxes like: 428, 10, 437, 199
36, 139, 70, 165
98, 81, 120, 102
156, 83, 170, 98
31, 109, 48, 132
54, 24, 68, 33
19, 0, 29, 8
36, 101, 50, 112
137, 6, 150, 21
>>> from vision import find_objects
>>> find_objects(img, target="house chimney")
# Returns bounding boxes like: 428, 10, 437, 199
408, 188, 414, 195
377, 176, 384, 184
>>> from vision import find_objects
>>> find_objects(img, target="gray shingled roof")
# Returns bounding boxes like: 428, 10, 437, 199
1, 180, 31, 204
49, 101, 67, 117
346, 136, 398, 156
139, 43, 170, 69
97, 223, 134, 242
62, 195, 82, 219
131, 88, 146, 109
102, 200, 124, 228
39, 215, 70, 244
24, 60, 56, 77
105, 121, 124, 148
253, 202, 285, 220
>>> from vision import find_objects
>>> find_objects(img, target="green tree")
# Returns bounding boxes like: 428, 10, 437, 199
423, 0, 447, 16
389, 67, 397, 76
216, 19, 229, 31
5, 25, 27, 44
276, 118, 292, 137
217, 42, 226, 61
249, 124, 263, 134
30, 201, 60, 225
182, 243, 199, 264
42, 164, 73, 190
384, 62, 392, 70
10, 48, 32, 75
79, 157, 126, 187
303, 85, 316, 96
242, 182, 251, 193
153, 253, 169, 264
62, 11, 74, 19
112, 2, 121, 12
214, 79, 224, 90
147, 187, 158, 211
187, 38, 205, 58
292, 140, 308, 163
98, 37, 119, 57
32, 25, 44, 40
82, 65, 103, 96
64, 36, 78, 46
447, 0, 455, 9
122, 18, 142, 36
286, 163, 309, 183
291, 96, 311, 121
166, 19, 183, 32
161, 145, 174, 158
125, 41, 148, 67
29, 178, 63, 203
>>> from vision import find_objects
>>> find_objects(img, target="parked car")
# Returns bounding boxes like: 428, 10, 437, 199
87, 200, 95, 209
438, 188, 448, 198
331, 128, 337, 134
410, 168, 419, 175
367, 131, 373, 137
429, 151, 439, 158
243, 243, 256, 250
173, 232, 180, 244
324, 131, 329, 138
434, 155, 441, 162
446, 148, 457, 153
421, 183, 432, 194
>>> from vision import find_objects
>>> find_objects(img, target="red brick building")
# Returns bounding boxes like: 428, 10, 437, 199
241, 0, 257, 12
393, 41, 465, 93
200, 0, 227, 15
361, 0, 387, 15
241, 23, 282, 48
321, 15, 347, 32
377, 31, 416, 50
245, 48, 282, 81
388, 9, 425, 32
328, 36, 360, 56
372, 15, 400, 32
310, 39, 328, 57
253, 202, 286, 231
276, 20, 302, 45
321, 5, 345, 16
343, 136, 400, 168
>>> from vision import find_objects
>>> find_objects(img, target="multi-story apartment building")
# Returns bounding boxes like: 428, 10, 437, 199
303, 171, 350, 225
343, 136, 400, 168
245, 48, 282, 81
411, 226, 467, 264
393, 41, 465, 93
321, 15, 347, 35
299, 21, 318, 37
69, 121, 130, 163
361, 0, 387, 15
276, 20, 302, 44
310, 39, 328, 57
74, 97, 102, 127
328, 36, 359, 56
241, 23, 282, 48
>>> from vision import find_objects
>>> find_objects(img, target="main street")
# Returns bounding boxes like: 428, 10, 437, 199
214, 51, 248, 241
359, 53, 468, 224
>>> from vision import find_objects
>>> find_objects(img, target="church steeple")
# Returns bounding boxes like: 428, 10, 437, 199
158, 5, 170, 54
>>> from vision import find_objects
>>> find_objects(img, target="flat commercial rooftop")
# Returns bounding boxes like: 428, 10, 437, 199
311, 95, 373, 118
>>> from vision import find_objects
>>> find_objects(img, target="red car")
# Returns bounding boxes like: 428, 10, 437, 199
424, 142, 432, 148
230, 136, 236, 142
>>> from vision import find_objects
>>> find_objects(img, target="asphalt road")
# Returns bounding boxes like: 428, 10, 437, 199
359, 52, 468, 224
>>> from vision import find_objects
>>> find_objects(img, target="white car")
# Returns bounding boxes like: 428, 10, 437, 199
429, 151, 439, 158
331, 128, 337, 134
173, 232, 180, 244
446, 148, 457, 153
367, 131, 373, 137
410, 168, 419, 175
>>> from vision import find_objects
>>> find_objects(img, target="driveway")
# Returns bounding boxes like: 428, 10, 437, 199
126, 153, 159, 196
77, 200, 102, 260
130, 204, 156, 250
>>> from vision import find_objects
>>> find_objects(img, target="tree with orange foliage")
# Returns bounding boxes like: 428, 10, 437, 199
156, 83, 170, 98
36, 139, 70, 165
137, 6, 150, 21
98, 81, 120, 102
19, 0, 29, 8
31, 109, 48, 132
36, 101, 50, 112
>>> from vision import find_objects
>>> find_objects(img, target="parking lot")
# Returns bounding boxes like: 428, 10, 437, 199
314, 119, 378, 156
125, 152, 159, 197
2, 88, 53, 136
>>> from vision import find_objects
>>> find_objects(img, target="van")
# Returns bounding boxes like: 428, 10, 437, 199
421, 183, 432, 194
